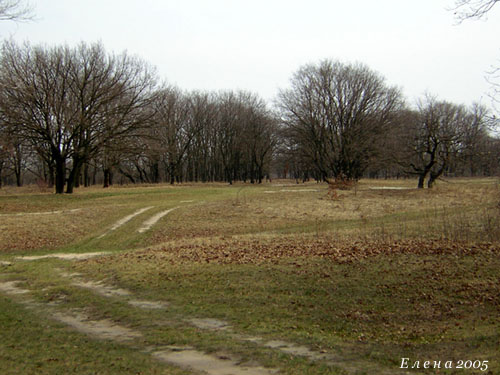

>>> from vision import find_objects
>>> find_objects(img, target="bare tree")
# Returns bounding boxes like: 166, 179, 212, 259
149, 86, 194, 184
458, 103, 493, 175
452, 0, 499, 20
398, 96, 477, 188
278, 59, 403, 181
0, 122, 7, 187
452, 0, 500, 116
0, 41, 158, 193
0, 0, 34, 21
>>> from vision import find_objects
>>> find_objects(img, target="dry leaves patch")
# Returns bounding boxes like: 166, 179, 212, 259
112, 237, 500, 265
0, 208, 111, 252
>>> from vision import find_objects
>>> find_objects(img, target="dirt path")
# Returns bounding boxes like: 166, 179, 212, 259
0, 277, 278, 375
138, 207, 179, 233
58, 271, 408, 375
62, 271, 169, 310
0, 262, 411, 375
98, 206, 153, 238
0, 208, 81, 217
263, 189, 320, 193
152, 348, 277, 375
53, 310, 143, 342
15, 252, 111, 261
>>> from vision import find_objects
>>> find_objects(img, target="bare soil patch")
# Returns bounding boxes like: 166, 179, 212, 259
138, 207, 179, 233
52, 310, 143, 342
0, 208, 82, 217
128, 299, 169, 309
153, 347, 278, 375
0, 280, 30, 295
263, 189, 320, 193
71, 279, 131, 297
0, 277, 277, 375
98, 206, 153, 238
188, 318, 231, 331
16, 252, 111, 261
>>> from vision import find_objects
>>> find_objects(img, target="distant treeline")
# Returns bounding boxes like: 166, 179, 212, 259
0, 42, 498, 192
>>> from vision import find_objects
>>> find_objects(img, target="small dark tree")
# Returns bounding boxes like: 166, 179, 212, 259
400, 96, 474, 188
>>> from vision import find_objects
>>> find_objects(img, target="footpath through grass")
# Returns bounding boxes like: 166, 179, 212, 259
0, 178, 499, 374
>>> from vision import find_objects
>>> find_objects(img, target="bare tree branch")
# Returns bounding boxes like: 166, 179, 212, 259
0, 0, 34, 21
452, 0, 499, 21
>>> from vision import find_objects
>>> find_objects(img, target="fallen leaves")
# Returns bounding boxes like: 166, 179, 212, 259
88, 236, 500, 267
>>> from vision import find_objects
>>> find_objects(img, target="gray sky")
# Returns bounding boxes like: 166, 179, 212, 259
1, 0, 499, 108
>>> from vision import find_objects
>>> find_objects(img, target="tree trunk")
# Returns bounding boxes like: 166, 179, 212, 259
84, 163, 90, 187
103, 168, 114, 187
169, 162, 176, 185
427, 175, 437, 188
417, 174, 425, 189
14, 168, 22, 187
55, 158, 66, 194
66, 157, 83, 194
47, 163, 55, 188
428, 167, 445, 188
103, 170, 109, 188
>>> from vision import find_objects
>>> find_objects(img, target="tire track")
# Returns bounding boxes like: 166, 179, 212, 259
138, 207, 179, 233
98, 206, 153, 238
0, 278, 277, 375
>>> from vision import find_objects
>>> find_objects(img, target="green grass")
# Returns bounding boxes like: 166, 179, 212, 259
0, 294, 187, 375
69, 249, 499, 373
0, 178, 499, 374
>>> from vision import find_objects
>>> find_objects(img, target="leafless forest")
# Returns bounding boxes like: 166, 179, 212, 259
0, 1, 499, 193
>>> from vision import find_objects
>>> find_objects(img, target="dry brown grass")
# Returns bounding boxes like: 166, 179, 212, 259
147, 178, 500, 246
0, 207, 118, 252
1, 178, 498, 253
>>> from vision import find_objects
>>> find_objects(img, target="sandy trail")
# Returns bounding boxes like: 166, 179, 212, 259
0, 208, 81, 217
53, 311, 143, 342
64, 273, 169, 310
0, 280, 30, 295
1, 270, 409, 375
98, 206, 153, 238
153, 348, 277, 375
138, 207, 179, 233
16, 252, 111, 261
0, 278, 278, 375
263, 189, 319, 193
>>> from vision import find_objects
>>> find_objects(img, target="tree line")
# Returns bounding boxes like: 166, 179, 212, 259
0, 41, 498, 193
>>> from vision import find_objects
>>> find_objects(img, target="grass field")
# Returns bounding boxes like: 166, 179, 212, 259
0, 178, 499, 374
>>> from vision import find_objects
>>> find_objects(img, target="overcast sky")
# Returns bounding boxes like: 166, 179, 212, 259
1, 0, 499, 108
